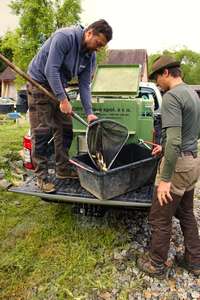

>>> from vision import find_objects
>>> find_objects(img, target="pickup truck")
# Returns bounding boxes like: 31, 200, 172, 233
10, 65, 162, 210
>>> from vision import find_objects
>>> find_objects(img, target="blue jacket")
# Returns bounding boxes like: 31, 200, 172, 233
28, 25, 96, 115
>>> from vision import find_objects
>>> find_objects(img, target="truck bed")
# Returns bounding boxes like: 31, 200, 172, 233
9, 176, 153, 207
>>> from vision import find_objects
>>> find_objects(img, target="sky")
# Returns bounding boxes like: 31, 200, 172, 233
0, 0, 200, 55
0, 0, 19, 35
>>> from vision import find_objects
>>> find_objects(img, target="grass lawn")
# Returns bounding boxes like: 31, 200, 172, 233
0, 117, 143, 299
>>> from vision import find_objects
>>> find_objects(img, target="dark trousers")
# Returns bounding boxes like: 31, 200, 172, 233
27, 84, 73, 179
149, 188, 200, 266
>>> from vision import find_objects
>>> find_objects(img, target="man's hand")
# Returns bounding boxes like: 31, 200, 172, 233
59, 98, 72, 114
87, 114, 98, 123
152, 144, 162, 156
157, 180, 173, 206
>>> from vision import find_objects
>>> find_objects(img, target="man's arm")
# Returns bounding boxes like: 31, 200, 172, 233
161, 127, 182, 181
44, 32, 71, 102
44, 32, 73, 114
78, 54, 97, 122
157, 126, 182, 206
157, 91, 183, 205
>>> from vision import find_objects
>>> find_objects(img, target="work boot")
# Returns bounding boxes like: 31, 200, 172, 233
37, 178, 56, 193
137, 255, 166, 278
56, 165, 78, 179
175, 255, 200, 276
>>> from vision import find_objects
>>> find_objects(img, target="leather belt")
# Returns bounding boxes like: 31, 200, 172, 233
181, 151, 197, 158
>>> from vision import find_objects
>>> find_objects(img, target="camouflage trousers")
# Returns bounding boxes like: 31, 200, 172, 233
27, 83, 73, 179
149, 155, 200, 266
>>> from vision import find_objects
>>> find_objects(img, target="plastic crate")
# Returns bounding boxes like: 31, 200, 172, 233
70, 143, 159, 200
0, 104, 15, 114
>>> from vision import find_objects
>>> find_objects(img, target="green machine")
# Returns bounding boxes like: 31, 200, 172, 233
71, 64, 154, 154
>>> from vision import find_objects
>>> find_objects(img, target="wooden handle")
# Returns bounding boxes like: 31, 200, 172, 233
0, 52, 88, 127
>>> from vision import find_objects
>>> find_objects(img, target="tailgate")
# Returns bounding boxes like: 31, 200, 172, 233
9, 176, 153, 208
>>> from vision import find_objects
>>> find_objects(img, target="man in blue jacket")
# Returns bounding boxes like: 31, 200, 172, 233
27, 19, 112, 193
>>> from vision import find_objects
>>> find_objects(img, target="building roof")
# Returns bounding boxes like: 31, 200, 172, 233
104, 49, 148, 76
0, 66, 16, 81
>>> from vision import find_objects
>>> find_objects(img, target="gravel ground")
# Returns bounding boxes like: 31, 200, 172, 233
81, 182, 200, 300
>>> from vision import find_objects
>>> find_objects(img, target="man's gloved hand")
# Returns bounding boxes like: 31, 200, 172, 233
59, 98, 72, 114
87, 114, 98, 124
152, 144, 162, 156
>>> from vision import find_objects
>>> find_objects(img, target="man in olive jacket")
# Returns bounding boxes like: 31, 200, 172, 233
138, 55, 200, 277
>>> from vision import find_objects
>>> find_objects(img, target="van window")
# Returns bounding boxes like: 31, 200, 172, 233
138, 87, 159, 111
194, 90, 200, 99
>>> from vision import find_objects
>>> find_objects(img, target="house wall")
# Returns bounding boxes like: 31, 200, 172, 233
1, 80, 17, 100
141, 63, 148, 82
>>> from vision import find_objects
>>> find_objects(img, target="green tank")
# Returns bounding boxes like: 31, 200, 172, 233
71, 64, 154, 154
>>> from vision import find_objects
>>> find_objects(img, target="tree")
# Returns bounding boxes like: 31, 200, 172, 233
149, 49, 200, 84
2, 0, 81, 85
96, 46, 108, 65
0, 36, 14, 72
53, 0, 81, 28
1, 0, 108, 86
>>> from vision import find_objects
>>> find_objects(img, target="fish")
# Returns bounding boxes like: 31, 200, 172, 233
93, 152, 107, 171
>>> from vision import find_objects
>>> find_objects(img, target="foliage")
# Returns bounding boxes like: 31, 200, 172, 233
0, 0, 109, 87
53, 0, 81, 28
96, 46, 109, 65
149, 48, 200, 84
0, 37, 14, 72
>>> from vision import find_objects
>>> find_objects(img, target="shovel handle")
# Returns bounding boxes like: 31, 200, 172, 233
71, 111, 88, 127
0, 53, 57, 102
0, 52, 89, 128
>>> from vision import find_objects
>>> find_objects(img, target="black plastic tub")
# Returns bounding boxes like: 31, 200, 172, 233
70, 143, 159, 200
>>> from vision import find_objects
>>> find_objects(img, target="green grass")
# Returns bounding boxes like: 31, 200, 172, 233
0, 190, 120, 299
0, 116, 29, 180
0, 118, 142, 299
